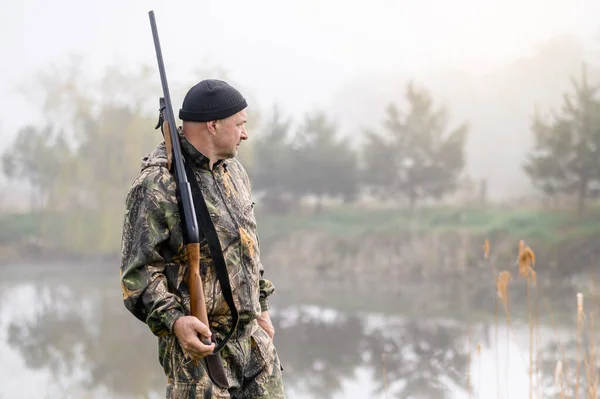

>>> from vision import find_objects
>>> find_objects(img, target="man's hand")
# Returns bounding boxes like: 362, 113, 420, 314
173, 316, 215, 361
257, 310, 275, 340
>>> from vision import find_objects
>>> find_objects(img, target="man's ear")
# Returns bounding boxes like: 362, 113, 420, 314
206, 120, 218, 135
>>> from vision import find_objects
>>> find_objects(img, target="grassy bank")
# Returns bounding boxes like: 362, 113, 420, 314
256, 204, 600, 245
2, 204, 600, 260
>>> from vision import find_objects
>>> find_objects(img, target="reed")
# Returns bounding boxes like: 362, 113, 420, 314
483, 239, 598, 398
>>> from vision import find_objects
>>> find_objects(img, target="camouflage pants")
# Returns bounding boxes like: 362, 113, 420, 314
159, 320, 286, 398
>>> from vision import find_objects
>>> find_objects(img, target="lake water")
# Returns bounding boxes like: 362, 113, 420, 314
0, 261, 592, 398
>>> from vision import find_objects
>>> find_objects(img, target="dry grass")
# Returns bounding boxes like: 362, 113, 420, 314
468, 324, 472, 398
480, 239, 599, 399
381, 353, 388, 399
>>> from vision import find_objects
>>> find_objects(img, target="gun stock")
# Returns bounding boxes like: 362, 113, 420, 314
186, 243, 209, 331
149, 10, 229, 390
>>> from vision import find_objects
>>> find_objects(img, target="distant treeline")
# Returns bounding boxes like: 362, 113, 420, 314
1, 59, 600, 254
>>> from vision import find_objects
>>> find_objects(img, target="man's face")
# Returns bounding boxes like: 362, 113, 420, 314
213, 109, 248, 159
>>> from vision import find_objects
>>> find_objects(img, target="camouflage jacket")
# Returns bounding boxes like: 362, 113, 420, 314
120, 133, 275, 337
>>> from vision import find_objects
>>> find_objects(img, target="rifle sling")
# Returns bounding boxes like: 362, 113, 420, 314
181, 157, 239, 353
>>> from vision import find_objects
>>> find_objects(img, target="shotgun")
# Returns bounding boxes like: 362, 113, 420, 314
148, 10, 229, 389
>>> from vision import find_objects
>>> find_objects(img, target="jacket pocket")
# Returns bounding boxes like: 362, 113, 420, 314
162, 334, 207, 384
251, 326, 275, 377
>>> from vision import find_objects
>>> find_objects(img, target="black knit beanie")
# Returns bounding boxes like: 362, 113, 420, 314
179, 79, 248, 122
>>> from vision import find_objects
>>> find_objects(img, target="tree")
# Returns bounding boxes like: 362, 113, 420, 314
3, 59, 159, 254
291, 111, 359, 212
1, 125, 72, 211
3, 54, 272, 257
363, 82, 468, 209
252, 105, 295, 212
523, 65, 600, 216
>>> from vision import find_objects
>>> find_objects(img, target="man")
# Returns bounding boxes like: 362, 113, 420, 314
120, 79, 285, 398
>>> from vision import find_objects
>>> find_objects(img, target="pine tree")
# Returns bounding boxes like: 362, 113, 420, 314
363, 82, 468, 209
523, 65, 600, 216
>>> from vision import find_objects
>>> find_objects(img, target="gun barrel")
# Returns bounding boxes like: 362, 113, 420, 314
148, 10, 200, 244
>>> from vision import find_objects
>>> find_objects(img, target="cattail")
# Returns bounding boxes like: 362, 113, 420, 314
518, 240, 537, 399
576, 292, 585, 398
483, 239, 490, 260
529, 269, 537, 287
381, 353, 388, 398
554, 360, 563, 389
577, 292, 585, 328
497, 271, 511, 300
518, 240, 536, 280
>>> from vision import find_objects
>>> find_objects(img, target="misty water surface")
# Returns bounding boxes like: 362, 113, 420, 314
0, 262, 587, 399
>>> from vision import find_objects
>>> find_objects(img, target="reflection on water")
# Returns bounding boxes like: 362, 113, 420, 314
0, 263, 592, 399
271, 307, 468, 398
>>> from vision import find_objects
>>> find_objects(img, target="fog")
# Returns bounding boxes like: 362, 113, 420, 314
1, 0, 599, 202
3, 2, 600, 398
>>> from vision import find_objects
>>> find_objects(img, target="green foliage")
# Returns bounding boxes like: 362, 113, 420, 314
10, 56, 600, 259
290, 111, 359, 211
251, 105, 295, 212
1, 59, 160, 253
251, 107, 359, 213
1, 125, 72, 210
0, 57, 275, 255
256, 204, 594, 245
524, 65, 600, 215
0, 213, 38, 244
362, 82, 468, 208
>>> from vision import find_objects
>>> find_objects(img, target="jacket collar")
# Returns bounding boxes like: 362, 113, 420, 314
179, 130, 226, 172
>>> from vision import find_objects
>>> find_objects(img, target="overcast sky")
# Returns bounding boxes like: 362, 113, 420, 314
1, 0, 598, 133
1, 0, 599, 201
